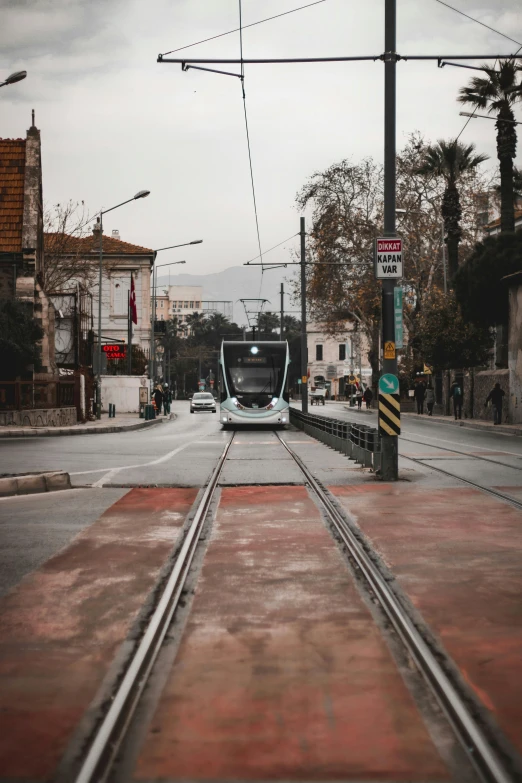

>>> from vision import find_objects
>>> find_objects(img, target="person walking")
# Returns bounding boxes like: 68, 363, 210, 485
153, 385, 164, 415
414, 381, 426, 415
426, 385, 435, 416
363, 386, 373, 409
163, 385, 172, 416
356, 388, 363, 410
450, 380, 463, 420
485, 382, 505, 425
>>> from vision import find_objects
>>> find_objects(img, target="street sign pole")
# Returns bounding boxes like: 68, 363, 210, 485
381, 0, 399, 480
300, 216, 309, 414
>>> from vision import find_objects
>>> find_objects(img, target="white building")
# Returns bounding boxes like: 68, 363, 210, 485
167, 285, 203, 324
307, 321, 372, 398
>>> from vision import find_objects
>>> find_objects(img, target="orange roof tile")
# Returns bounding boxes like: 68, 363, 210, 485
485, 209, 522, 230
45, 232, 153, 255
0, 139, 26, 253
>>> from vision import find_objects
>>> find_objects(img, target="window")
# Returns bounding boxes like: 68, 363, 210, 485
316, 344, 323, 361
339, 343, 346, 361
184, 301, 189, 308
189, 301, 194, 308
160, 314, 164, 321
112, 277, 130, 316
159, 300, 164, 308
195, 301, 201, 308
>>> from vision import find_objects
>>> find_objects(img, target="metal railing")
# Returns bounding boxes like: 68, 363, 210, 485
290, 407, 381, 472
0, 378, 77, 411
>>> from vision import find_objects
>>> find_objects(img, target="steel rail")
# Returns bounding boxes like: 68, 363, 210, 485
401, 452, 522, 511
400, 435, 522, 473
275, 431, 514, 783
74, 433, 235, 783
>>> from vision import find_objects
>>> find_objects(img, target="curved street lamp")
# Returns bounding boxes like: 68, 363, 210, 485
96, 190, 150, 418
0, 71, 27, 88
150, 241, 203, 384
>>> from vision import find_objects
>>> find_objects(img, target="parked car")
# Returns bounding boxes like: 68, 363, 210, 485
310, 386, 326, 405
190, 392, 217, 414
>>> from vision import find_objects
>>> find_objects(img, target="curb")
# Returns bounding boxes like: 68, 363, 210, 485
343, 406, 374, 416
401, 412, 522, 437
0, 471, 72, 497
0, 415, 174, 438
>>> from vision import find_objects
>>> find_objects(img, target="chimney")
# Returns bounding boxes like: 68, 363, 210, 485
112, 229, 120, 240
93, 217, 101, 235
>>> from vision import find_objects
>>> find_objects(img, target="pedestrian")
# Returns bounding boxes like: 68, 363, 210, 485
450, 380, 463, 420
153, 385, 164, 414
163, 385, 172, 416
414, 381, 426, 415
356, 388, 363, 410
363, 386, 373, 409
426, 385, 435, 416
485, 382, 505, 425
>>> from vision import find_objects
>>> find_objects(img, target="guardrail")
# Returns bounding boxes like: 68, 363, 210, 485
290, 407, 381, 472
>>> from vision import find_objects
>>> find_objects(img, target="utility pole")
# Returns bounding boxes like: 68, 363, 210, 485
381, 0, 399, 480
300, 216, 308, 413
280, 283, 284, 342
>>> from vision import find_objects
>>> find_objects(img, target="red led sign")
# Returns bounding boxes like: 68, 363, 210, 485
102, 344, 126, 360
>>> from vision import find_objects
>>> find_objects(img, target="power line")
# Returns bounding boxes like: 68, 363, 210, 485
433, 0, 522, 49
244, 233, 299, 264
160, 0, 328, 56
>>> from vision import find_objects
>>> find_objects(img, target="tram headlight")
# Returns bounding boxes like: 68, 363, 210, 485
250, 346, 259, 354
231, 397, 240, 408
266, 397, 278, 410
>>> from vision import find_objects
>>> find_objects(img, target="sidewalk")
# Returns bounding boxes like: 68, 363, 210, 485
0, 412, 174, 438
340, 403, 522, 437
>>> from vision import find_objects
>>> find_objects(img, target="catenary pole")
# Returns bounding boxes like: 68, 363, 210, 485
380, 0, 399, 480
300, 216, 308, 413
280, 283, 284, 341
96, 213, 104, 419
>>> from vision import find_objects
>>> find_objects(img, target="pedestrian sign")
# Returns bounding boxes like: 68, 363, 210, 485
384, 341, 396, 359
379, 374, 399, 394
375, 237, 403, 279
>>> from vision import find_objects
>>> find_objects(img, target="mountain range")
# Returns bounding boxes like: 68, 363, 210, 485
156, 265, 301, 326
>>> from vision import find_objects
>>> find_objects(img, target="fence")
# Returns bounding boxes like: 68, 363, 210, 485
290, 407, 382, 473
0, 377, 78, 412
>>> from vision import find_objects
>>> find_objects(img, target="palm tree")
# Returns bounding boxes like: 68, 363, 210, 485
417, 140, 488, 279
185, 311, 206, 337
458, 60, 522, 233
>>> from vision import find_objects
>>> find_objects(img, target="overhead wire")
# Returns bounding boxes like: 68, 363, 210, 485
237, 0, 265, 317
160, 0, 327, 56
244, 233, 298, 264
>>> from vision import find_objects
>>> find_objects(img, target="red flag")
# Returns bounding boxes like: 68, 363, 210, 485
130, 274, 137, 325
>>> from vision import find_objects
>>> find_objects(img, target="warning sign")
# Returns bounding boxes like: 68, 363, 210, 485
302, 376, 308, 384
375, 238, 403, 279
384, 341, 396, 359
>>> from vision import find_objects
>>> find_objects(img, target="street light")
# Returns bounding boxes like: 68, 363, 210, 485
96, 189, 150, 419
150, 241, 203, 385
0, 70, 27, 88
459, 111, 522, 126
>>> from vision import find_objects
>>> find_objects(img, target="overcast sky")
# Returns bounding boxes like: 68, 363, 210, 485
2, 0, 521, 293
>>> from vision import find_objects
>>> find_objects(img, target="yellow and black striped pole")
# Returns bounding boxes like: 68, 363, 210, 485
378, 391, 400, 436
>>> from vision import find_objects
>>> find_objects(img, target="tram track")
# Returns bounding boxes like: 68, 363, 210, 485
400, 435, 522, 473
72, 427, 516, 783
73, 431, 235, 783
275, 431, 516, 783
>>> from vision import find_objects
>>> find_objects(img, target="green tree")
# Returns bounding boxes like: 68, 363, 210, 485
412, 289, 492, 370
454, 231, 522, 329
417, 140, 488, 278
0, 299, 44, 380
257, 311, 280, 334
458, 60, 522, 234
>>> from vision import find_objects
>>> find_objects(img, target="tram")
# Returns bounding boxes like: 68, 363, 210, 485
219, 340, 290, 427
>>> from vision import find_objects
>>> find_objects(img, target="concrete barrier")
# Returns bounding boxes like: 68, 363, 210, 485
0, 471, 72, 497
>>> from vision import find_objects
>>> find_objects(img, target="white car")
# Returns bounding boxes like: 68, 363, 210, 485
190, 392, 217, 414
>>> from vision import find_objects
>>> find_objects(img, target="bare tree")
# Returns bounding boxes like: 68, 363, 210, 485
42, 201, 101, 293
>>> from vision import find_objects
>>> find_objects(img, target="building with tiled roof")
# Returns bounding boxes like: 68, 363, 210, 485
45, 221, 154, 370
0, 118, 55, 377
484, 208, 522, 236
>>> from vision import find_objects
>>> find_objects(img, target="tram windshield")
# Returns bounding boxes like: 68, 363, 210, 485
222, 343, 287, 407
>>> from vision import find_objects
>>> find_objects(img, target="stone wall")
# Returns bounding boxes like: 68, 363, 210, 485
0, 407, 77, 427
508, 281, 522, 424
471, 369, 510, 422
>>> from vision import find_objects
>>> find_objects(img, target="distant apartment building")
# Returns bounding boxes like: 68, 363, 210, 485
168, 286, 203, 323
